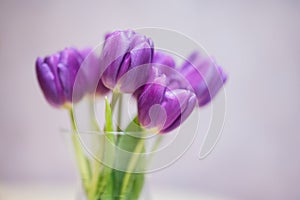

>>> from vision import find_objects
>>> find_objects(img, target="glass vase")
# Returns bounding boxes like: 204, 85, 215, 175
65, 130, 156, 200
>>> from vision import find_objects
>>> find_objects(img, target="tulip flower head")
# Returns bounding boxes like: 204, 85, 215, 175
179, 51, 227, 106
133, 51, 178, 99
79, 48, 110, 95
137, 75, 197, 133
36, 47, 88, 108
152, 51, 176, 68
100, 30, 154, 93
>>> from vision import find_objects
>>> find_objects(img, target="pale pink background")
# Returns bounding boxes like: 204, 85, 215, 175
0, 0, 300, 199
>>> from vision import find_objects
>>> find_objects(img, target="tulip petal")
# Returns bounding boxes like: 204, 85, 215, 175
36, 57, 64, 106
161, 91, 196, 133
153, 51, 176, 68
101, 30, 154, 92
138, 82, 166, 128
57, 48, 82, 102
180, 51, 227, 106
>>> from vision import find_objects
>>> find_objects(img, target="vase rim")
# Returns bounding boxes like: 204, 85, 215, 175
60, 128, 159, 136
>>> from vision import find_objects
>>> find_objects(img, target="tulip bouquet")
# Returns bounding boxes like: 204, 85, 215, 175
36, 30, 227, 200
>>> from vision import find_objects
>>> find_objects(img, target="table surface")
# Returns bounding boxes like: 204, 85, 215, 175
0, 183, 230, 200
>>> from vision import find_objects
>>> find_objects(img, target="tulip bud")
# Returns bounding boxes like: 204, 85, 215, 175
133, 51, 177, 99
152, 51, 176, 68
79, 48, 110, 95
100, 30, 154, 93
179, 51, 227, 106
137, 76, 196, 133
36, 47, 88, 107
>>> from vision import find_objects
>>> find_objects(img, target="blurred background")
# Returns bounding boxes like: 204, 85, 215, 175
0, 0, 300, 199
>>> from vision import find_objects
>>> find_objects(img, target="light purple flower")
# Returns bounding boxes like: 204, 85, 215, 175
36, 47, 88, 107
133, 51, 177, 99
79, 48, 110, 95
152, 51, 176, 68
138, 75, 196, 133
179, 51, 227, 106
100, 30, 154, 93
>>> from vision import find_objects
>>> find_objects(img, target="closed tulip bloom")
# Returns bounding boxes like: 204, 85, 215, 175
152, 51, 184, 88
36, 47, 88, 107
133, 51, 177, 99
79, 48, 110, 95
150, 64, 190, 91
179, 51, 227, 106
138, 76, 196, 133
100, 30, 154, 93
152, 51, 176, 68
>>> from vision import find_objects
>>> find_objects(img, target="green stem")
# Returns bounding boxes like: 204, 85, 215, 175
69, 108, 91, 194
88, 160, 104, 200
89, 96, 100, 131
146, 135, 163, 167
87, 96, 104, 200
89, 97, 117, 200
119, 138, 145, 199
117, 94, 123, 132
110, 91, 120, 112
91, 98, 116, 199
151, 135, 163, 153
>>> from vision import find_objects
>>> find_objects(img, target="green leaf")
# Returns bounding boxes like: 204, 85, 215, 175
126, 173, 145, 200
115, 117, 145, 199
133, 174, 145, 198
100, 172, 114, 200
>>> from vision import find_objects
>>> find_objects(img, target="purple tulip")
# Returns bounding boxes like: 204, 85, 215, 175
152, 51, 176, 68
100, 30, 154, 93
179, 51, 227, 106
133, 51, 177, 99
79, 48, 110, 95
36, 47, 88, 107
138, 75, 196, 133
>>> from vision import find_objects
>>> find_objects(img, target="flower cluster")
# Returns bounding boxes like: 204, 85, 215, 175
36, 30, 227, 133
